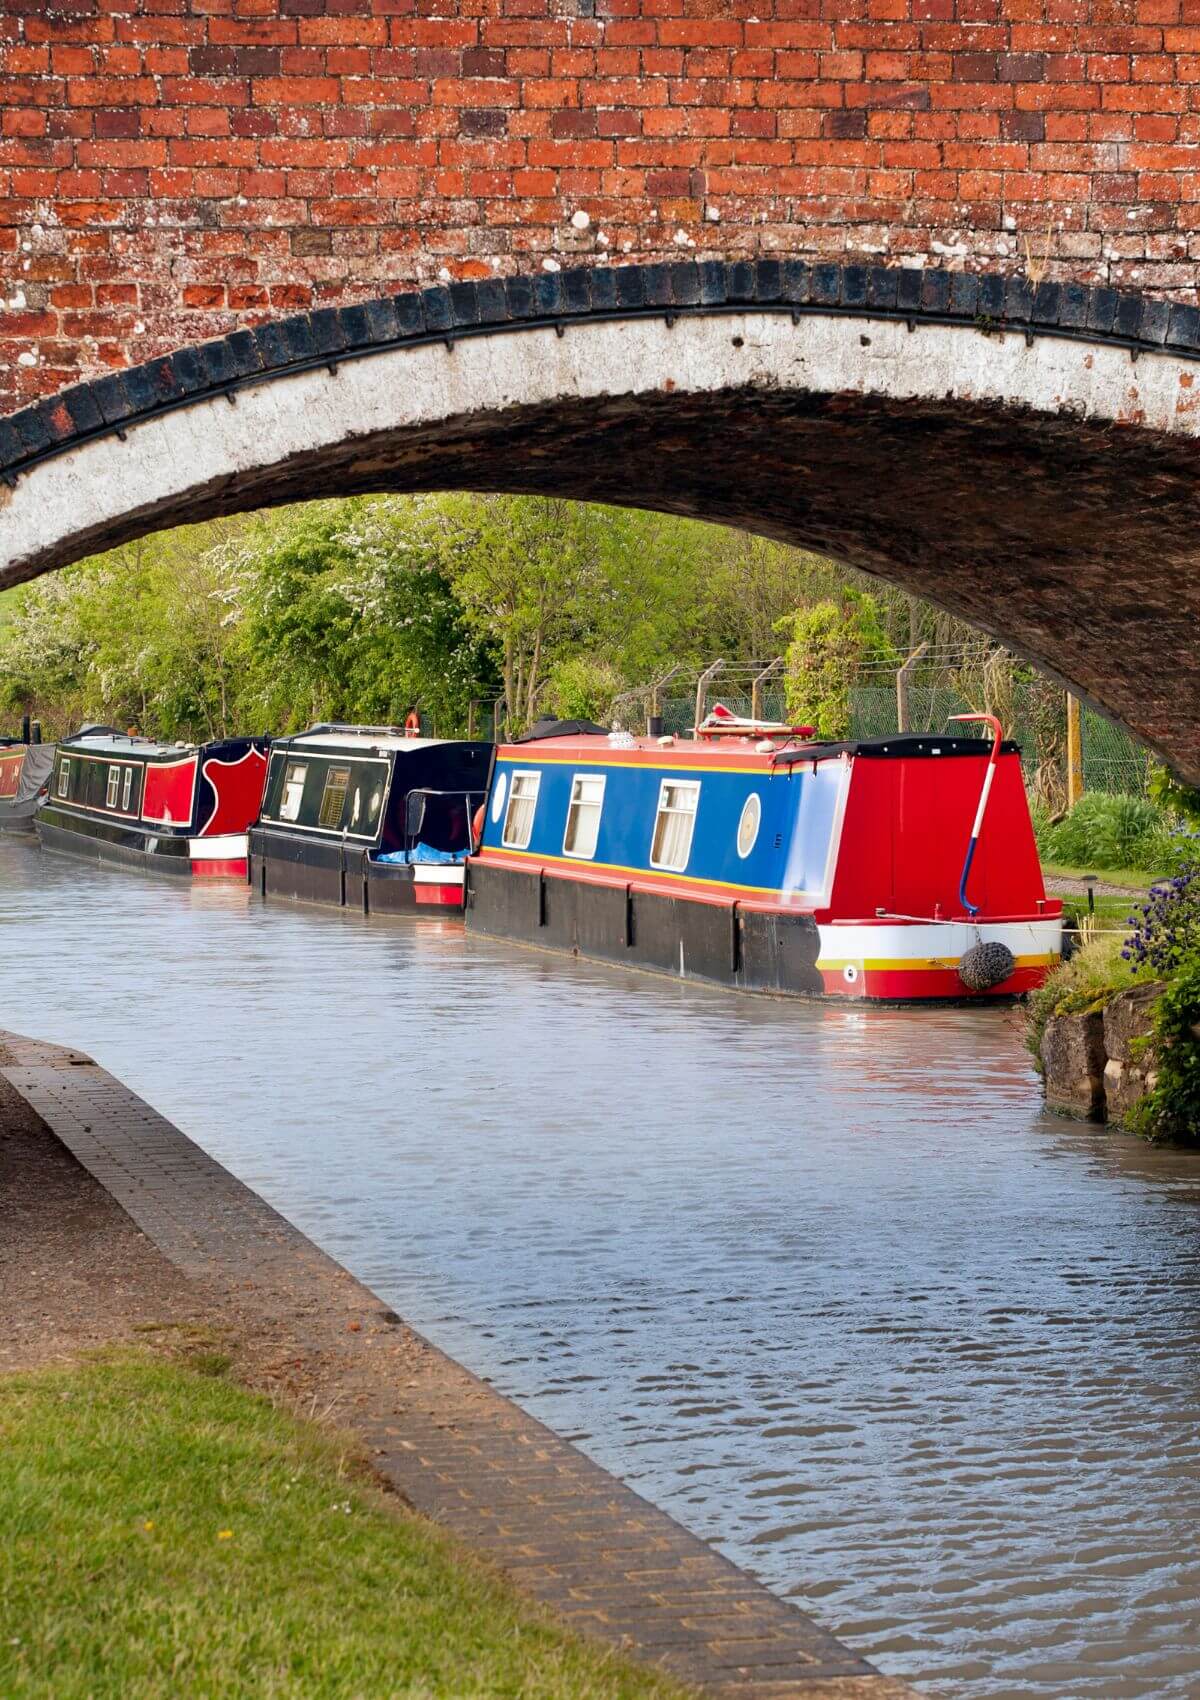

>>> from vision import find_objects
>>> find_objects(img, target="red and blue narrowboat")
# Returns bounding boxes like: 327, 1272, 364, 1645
249, 724, 491, 914
465, 712, 1062, 1002
37, 728, 269, 879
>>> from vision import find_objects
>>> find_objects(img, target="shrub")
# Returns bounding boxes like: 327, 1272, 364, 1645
1129, 956, 1200, 1144
541, 656, 626, 725
1041, 791, 1172, 873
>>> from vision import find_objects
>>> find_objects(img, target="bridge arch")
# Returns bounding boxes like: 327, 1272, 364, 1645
2, 261, 1199, 781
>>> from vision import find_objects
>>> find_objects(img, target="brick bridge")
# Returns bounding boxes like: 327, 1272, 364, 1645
1, 1, 1200, 779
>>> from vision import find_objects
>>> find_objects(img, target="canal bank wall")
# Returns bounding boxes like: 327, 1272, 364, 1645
0, 1027, 917, 1700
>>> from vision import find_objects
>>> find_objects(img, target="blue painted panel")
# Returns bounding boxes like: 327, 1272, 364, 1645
483, 754, 844, 897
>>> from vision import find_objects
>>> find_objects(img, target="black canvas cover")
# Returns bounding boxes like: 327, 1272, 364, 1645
515, 718, 609, 742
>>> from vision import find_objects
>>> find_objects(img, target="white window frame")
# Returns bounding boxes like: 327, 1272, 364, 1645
562, 772, 605, 860
121, 767, 134, 812
649, 778, 700, 873
57, 759, 70, 799
279, 761, 308, 823
501, 768, 541, 850
105, 764, 120, 809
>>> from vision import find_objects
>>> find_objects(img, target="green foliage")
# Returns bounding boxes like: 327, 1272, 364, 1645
1041, 792, 1172, 874
542, 656, 625, 725
778, 589, 900, 738
1149, 763, 1200, 827
1129, 956, 1200, 1144
0, 494, 905, 744
0, 1353, 687, 1700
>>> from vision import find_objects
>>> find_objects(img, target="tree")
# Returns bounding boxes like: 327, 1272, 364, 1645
778, 589, 899, 738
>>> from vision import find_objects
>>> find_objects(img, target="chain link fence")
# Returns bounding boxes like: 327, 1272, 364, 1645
640, 664, 1151, 800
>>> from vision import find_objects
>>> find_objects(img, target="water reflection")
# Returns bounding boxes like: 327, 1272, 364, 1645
4, 837, 1200, 1697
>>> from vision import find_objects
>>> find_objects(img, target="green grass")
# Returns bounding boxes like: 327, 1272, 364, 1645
0, 1354, 693, 1700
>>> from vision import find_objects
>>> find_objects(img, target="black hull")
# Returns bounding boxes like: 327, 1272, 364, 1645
0, 800, 38, 834
464, 862, 824, 997
249, 828, 457, 915
36, 810, 193, 877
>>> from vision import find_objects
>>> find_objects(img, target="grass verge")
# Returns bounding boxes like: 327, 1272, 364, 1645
0, 1352, 692, 1700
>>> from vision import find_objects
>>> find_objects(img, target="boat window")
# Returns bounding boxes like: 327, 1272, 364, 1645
57, 759, 70, 799
501, 769, 540, 849
105, 764, 120, 809
563, 773, 605, 860
736, 792, 761, 858
121, 767, 134, 812
650, 779, 700, 872
279, 761, 308, 822
318, 765, 351, 829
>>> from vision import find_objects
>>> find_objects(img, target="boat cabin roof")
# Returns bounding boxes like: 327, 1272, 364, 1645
502, 732, 1022, 768
60, 728, 201, 761
272, 725, 457, 756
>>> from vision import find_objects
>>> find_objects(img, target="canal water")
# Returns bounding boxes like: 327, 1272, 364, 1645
4, 836, 1200, 1698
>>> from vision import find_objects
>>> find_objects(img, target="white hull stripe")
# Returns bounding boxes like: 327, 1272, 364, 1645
817, 918, 1061, 968
411, 863, 465, 885
188, 833, 249, 861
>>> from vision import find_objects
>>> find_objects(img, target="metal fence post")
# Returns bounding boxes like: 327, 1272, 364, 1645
694, 660, 725, 733
896, 643, 928, 734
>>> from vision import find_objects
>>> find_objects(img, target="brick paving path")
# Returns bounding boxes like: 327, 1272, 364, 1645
0, 1029, 918, 1699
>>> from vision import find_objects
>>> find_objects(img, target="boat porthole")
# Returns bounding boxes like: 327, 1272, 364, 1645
369, 788, 381, 819
351, 789, 361, 825
491, 770, 508, 823
736, 792, 761, 858
843, 965, 859, 985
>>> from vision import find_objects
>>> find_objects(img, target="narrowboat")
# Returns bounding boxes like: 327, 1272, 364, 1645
37, 728, 269, 878
249, 724, 491, 913
466, 712, 1063, 1002
0, 734, 56, 832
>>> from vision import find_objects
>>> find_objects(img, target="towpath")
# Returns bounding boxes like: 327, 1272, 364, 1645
0, 1029, 916, 1700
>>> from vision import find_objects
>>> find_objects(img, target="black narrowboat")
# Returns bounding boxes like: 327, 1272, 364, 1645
249, 724, 491, 914
36, 728, 270, 878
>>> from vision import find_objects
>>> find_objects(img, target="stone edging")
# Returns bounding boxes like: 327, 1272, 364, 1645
0, 1028, 919, 1700
3, 259, 1198, 486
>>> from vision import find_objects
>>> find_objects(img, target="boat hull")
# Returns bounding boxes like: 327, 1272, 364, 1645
36, 808, 248, 880
465, 862, 1059, 1003
249, 828, 465, 914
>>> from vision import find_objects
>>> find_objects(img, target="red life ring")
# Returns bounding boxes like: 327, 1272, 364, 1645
404, 710, 421, 737
471, 803, 485, 847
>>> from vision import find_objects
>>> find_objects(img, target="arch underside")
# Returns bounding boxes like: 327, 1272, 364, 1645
3, 301, 1199, 781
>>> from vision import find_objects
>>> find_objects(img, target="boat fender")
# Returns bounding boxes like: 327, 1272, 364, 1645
958, 940, 1017, 993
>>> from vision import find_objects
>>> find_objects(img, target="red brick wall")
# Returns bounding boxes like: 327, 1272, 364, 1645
3, 0, 1198, 415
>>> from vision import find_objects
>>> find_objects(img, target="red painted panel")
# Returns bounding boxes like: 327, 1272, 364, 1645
191, 858, 248, 881
0, 751, 23, 800
829, 751, 1049, 922
413, 884, 466, 907
141, 757, 197, 827
198, 748, 268, 837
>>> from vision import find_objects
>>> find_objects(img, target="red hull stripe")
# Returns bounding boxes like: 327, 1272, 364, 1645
819, 965, 1049, 1000
190, 859, 247, 880
413, 884, 465, 906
